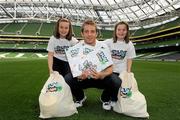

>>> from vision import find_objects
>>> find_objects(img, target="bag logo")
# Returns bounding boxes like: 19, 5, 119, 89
46, 82, 62, 93
120, 88, 132, 98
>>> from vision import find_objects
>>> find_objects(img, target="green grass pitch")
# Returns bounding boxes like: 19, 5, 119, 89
0, 59, 180, 120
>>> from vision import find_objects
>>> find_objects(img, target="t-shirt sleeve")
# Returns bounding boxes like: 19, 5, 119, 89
70, 37, 79, 46
126, 41, 136, 59
103, 39, 112, 49
47, 36, 55, 52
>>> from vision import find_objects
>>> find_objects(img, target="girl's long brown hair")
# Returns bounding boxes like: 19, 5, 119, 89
113, 21, 130, 44
54, 18, 73, 40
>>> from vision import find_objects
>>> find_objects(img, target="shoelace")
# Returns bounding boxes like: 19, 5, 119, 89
75, 101, 80, 104
103, 102, 110, 105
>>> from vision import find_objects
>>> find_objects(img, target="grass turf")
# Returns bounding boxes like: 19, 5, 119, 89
0, 59, 180, 120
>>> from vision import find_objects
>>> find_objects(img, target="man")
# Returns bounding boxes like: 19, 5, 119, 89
64, 19, 121, 110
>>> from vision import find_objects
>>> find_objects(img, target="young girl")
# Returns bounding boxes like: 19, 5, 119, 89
47, 18, 78, 76
104, 21, 136, 75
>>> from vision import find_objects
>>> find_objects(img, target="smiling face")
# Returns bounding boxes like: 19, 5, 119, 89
81, 20, 97, 46
59, 21, 70, 38
116, 24, 128, 41
113, 21, 129, 43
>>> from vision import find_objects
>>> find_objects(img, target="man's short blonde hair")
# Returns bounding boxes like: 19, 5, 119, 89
81, 19, 97, 33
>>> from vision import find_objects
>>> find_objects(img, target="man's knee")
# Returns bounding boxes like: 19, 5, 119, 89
103, 74, 121, 88
111, 74, 122, 88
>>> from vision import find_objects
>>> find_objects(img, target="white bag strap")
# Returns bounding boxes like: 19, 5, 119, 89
119, 71, 132, 98
120, 71, 132, 88
120, 71, 139, 93
129, 73, 139, 92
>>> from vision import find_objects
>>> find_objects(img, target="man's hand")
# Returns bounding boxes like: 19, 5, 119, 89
78, 65, 113, 80
90, 69, 104, 80
77, 70, 91, 80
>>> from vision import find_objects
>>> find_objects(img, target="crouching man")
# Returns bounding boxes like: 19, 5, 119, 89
64, 19, 121, 110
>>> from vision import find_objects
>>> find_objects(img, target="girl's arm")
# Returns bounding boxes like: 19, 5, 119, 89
48, 52, 54, 74
127, 59, 133, 73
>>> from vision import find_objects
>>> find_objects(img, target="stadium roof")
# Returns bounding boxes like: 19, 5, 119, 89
0, 0, 179, 29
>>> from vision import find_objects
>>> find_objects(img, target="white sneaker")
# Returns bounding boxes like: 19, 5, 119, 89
74, 96, 87, 108
102, 102, 111, 110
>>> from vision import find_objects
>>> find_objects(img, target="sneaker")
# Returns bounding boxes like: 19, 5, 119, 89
102, 102, 111, 110
74, 96, 87, 108
100, 97, 111, 110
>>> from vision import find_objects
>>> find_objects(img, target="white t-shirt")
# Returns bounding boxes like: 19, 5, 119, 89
104, 38, 136, 74
47, 36, 78, 61
77, 40, 112, 55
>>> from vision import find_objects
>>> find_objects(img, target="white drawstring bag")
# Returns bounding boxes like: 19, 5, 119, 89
39, 71, 78, 119
113, 71, 149, 118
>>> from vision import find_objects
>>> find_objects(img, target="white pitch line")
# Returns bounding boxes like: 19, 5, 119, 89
15, 53, 25, 58
142, 53, 159, 59
0, 53, 10, 58
135, 54, 145, 58
150, 51, 178, 58
35, 53, 47, 58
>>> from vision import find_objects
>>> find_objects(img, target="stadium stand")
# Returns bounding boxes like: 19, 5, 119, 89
0, 0, 179, 60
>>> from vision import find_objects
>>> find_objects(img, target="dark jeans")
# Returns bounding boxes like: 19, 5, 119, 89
64, 72, 121, 102
53, 57, 70, 77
